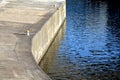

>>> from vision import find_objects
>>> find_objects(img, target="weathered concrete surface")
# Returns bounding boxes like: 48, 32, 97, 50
0, 0, 66, 80
32, 1, 66, 64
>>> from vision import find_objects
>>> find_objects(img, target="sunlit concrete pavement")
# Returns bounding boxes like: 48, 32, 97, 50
0, 0, 63, 80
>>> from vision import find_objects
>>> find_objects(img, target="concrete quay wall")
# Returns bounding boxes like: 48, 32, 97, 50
0, 0, 66, 80
32, 2, 66, 63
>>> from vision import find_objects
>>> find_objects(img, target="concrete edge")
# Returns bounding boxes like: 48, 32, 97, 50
31, 1, 66, 79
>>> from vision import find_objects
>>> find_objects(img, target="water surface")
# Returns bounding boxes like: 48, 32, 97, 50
40, 0, 120, 80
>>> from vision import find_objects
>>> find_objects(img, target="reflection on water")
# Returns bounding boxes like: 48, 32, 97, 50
39, 21, 66, 73
40, 0, 120, 80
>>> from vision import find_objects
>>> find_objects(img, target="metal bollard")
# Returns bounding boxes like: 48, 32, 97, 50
25, 29, 30, 36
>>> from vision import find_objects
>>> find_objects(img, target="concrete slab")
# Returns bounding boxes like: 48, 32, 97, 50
0, 0, 66, 80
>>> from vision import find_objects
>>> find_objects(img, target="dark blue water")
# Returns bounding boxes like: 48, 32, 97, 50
40, 0, 120, 80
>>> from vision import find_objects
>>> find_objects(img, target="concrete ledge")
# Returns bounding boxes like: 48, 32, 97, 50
0, 0, 66, 80
32, 1, 66, 64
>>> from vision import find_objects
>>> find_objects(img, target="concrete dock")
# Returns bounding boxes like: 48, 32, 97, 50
0, 0, 66, 80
